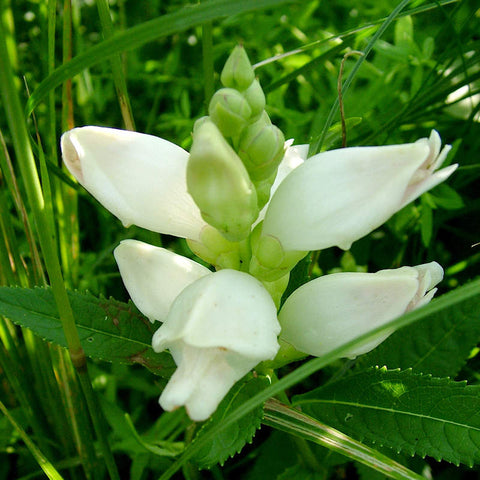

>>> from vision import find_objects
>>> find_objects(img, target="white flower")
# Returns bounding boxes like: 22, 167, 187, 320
152, 269, 280, 421
279, 261, 443, 359
113, 239, 210, 323
262, 131, 458, 251
61, 126, 306, 243
113, 239, 280, 421
61, 126, 208, 241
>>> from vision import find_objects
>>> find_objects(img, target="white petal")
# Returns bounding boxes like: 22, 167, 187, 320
114, 239, 210, 322
279, 268, 423, 358
152, 269, 280, 360
159, 344, 258, 421
61, 126, 207, 240
406, 261, 444, 310
264, 142, 430, 251
401, 163, 457, 207
255, 142, 308, 225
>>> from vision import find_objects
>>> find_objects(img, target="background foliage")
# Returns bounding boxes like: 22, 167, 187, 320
0, 0, 479, 479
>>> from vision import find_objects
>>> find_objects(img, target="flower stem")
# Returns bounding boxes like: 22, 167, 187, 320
202, 21, 214, 109
0, 16, 120, 480
96, 0, 136, 131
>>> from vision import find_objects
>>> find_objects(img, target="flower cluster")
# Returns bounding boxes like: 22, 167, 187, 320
61, 46, 457, 421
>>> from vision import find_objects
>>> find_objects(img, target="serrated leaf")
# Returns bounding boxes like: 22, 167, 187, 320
0, 286, 174, 377
294, 368, 480, 467
191, 375, 269, 468
356, 286, 480, 377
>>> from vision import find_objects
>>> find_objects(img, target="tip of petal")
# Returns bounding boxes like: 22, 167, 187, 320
61, 130, 84, 183
415, 261, 444, 289
428, 129, 442, 159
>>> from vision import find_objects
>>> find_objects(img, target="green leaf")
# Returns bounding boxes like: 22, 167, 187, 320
419, 198, 433, 247
429, 184, 465, 210
0, 286, 174, 377
192, 375, 269, 468
277, 465, 324, 480
356, 283, 480, 377
294, 368, 480, 467
244, 432, 297, 480
320, 117, 363, 151
263, 399, 424, 480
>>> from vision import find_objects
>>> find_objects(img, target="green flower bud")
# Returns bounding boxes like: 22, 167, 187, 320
221, 45, 255, 91
249, 224, 307, 281
209, 88, 252, 138
243, 79, 266, 119
187, 118, 259, 242
238, 116, 285, 181
187, 226, 241, 270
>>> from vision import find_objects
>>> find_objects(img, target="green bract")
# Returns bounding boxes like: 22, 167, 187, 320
238, 116, 285, 181
220, 45, 255, 91
187, 118, 259, 242
209, 88, 252, 138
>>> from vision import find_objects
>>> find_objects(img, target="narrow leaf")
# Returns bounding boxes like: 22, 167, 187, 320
263, 399, 424, 480
26, 0, 296, 115
294, 368, 480, 467
0, 286, 174, 377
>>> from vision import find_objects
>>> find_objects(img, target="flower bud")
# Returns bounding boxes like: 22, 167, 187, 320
209, 88, 252, 138
187, 118, 259, 241
220, 45, 255, 91
186, 225, 241, 270
243, 79, 266, 119
238, 116, 285, 181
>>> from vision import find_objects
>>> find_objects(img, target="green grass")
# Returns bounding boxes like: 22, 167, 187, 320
0, 1, 479, 479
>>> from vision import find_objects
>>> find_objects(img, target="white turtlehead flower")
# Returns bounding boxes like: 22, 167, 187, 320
61, 126, 307, 243
61, 127, 208, 241
113, 239, 280, 421
152, 269, 280, 421
113, 239, 210, 323
262, 130, 458, 251
279, 261, 443, 359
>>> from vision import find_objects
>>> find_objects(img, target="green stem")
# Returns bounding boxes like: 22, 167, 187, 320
202, 21, 214, 109
47, 0, 57, 161
76, 369, 120, 480
0, 14, 120, 480
62, 0, 74, 131
0, 0, 82, 365
96, 0, 135, 130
